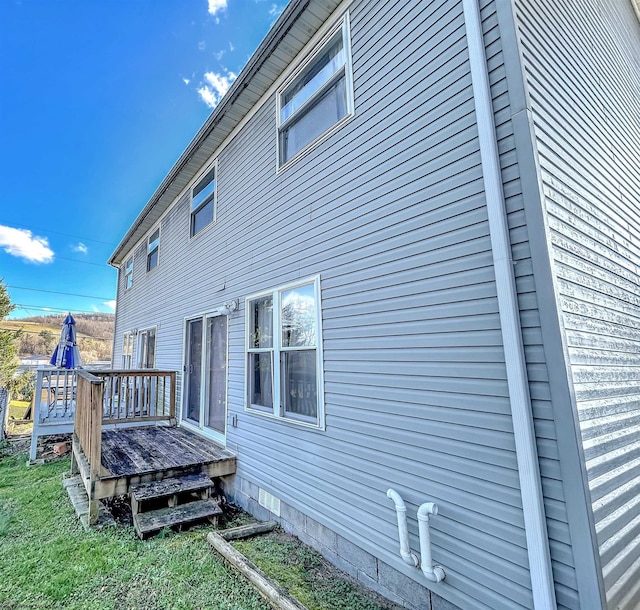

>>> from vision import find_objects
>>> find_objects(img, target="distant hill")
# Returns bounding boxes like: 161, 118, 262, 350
2, 313, 115, 364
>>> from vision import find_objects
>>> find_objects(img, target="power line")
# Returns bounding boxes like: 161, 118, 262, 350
53, 255, 110, 268
13, 303, 115, 315
3, 222, 117, 247
0, 327, 113, 341
6, 285, 115, 300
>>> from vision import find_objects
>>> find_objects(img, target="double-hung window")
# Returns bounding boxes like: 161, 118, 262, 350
138, 328, 156, 369
147, 228, 160, 272
191, 164, 216, 237
124, 257, 133, 289
122, 332, 134, 369
277, 16, 353, 166
246, 277, 324, 427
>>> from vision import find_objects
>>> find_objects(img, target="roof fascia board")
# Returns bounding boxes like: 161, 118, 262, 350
111, 0, 351, 269
109, 0, 316, 266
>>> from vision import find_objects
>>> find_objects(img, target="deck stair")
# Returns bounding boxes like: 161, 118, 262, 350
130, 473, 222, 538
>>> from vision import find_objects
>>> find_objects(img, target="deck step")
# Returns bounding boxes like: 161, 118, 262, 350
133, 499, 222, 538
131, 473, 213, 502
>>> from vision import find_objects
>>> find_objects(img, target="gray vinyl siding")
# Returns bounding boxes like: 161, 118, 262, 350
514, 1, 640, 608
109, 1, 593, 608
481, 1, 581, 606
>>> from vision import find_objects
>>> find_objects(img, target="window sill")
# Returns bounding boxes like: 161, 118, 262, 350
189, 218, 218, 243
276, 112, 355, 174
244, 405, 325, 431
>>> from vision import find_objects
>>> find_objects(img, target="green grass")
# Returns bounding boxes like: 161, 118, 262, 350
0, 452, 271, 610
0, 449, 398, 610
233, 531, 398, 610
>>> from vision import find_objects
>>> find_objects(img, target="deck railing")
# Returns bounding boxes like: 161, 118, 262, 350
96, 370, 176, 424
72, 369, 177, 524
33, 367, 78, 422
74, 370, 104, 487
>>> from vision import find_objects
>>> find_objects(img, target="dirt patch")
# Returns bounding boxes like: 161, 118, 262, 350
35, 433, 72, 462
0, 436, 30, 458
102, 495, 133, 526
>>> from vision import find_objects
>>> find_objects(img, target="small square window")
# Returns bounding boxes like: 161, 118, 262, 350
147, 228, 160, 272
124, 257, 133, 289
191, 165, 216, 237
277, 17, 353, 166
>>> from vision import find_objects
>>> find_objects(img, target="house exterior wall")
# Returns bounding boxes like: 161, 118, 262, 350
110, 0, 599, 608
513, 0, 640, 608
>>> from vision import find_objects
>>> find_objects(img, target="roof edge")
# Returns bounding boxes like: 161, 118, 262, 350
108, 0, 310, 266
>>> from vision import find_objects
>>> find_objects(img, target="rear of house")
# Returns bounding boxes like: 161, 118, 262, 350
108, 1, 640, 608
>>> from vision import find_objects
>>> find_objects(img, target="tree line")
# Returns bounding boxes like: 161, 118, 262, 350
0, 282, 116, 436
15, 313, 114, 363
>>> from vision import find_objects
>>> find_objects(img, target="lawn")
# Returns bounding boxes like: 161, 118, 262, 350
0, 446, 398, 610
0, 450, 271, 610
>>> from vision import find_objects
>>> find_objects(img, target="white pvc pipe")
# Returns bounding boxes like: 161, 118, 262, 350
386, 489, 419, 567
417, 503, 446, 582
461, 1, 557, 607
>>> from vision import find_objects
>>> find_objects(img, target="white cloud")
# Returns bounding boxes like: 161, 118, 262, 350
103, 300, 117, 311
207, 0, 227, 16
229, 41, 235, 52
269, 3, 285, 18
198, 40, 206, 51
197, 86, 217, 108
183, 77, 191, 85
72, 242, 88, 254
0, 225, 54, 263
197, 69, 237, 108
214, 49, 225, 61
92, 305, 100, 313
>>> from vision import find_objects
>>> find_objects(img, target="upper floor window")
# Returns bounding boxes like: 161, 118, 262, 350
147, 228, 160, 272
124, 257, 133, 289
246, 276, 324, 427
277, 16, 353, 167
191, 164, 216, 237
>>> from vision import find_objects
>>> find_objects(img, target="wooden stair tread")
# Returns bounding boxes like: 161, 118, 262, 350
134, 499, 222, 537
131, 473, 213, 501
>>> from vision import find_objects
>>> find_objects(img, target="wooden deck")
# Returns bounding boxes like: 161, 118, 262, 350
101, 426, 235, 478
75, 425, 236, 502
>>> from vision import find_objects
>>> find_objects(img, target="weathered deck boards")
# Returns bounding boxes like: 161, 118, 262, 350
100, 426, 235, 477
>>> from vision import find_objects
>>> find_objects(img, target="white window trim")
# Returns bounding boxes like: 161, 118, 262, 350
244, 275, 325, 430
180, 309, 230, 444
137, 326, 157, 369
122, 331, 135, 369
276, 13, 354, 171
189, 160, 218, 239
124, 257, 134, 290
146, 227, 160, 272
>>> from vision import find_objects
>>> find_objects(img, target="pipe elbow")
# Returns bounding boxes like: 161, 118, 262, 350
387, 488, 407, 511
422, 565, 446, 583
417, 502, 438, 520
387, 488, 419, 568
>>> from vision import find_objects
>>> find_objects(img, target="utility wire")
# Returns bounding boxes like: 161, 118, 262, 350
6, 285, 115, 300
53, 255, 110, 268
0, 327, 112, 341
13, 303, 115, 315
2, 222, 117, 247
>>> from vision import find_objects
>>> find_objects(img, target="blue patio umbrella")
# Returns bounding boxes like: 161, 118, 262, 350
50, 314, 82, 369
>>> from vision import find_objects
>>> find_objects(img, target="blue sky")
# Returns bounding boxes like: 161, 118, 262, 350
0, 0, 280, 319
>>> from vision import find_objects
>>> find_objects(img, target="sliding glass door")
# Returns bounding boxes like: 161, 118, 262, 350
183, 314, 227, 442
